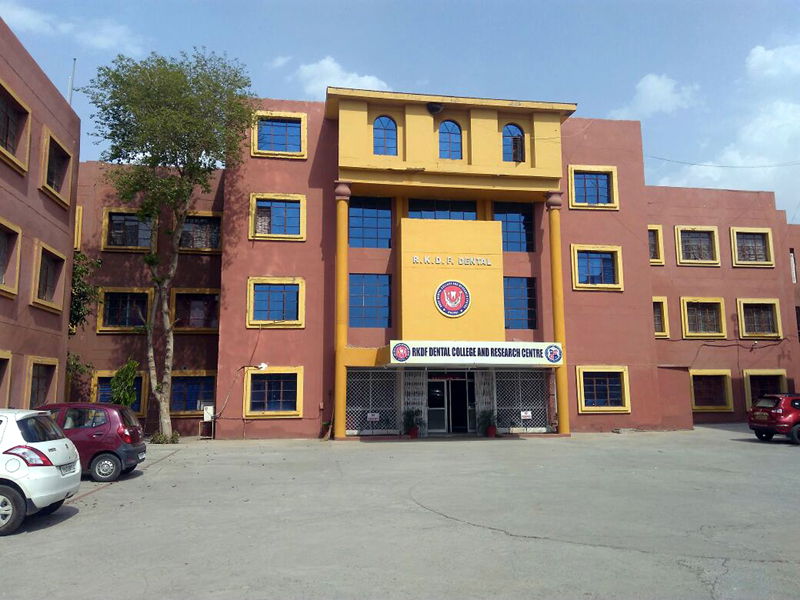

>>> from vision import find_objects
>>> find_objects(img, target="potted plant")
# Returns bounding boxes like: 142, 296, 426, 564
403, 408, 423, 439
478, 410, 497, 438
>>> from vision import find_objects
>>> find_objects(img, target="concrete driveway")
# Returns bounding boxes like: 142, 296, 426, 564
1, 424, 797, 600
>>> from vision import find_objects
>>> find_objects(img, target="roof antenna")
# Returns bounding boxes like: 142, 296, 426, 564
67, 58, 76, 106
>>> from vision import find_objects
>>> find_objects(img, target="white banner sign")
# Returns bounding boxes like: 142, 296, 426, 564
388, 340, 563, 367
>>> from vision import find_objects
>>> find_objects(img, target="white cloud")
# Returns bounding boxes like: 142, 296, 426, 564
1, 1, 145, 56
293, 56, 389, 100
609, 73, 698, 120
746, 43, 800, 78
268, 55, 292, 69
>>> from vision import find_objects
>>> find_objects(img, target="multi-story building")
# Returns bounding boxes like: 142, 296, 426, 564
0, 21, 80, 409
67, 86, 800, 439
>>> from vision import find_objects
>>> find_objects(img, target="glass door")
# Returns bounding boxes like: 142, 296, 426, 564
427, 380, 447, 432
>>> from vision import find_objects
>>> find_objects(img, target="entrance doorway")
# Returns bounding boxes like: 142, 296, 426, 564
426, 372, 476, 433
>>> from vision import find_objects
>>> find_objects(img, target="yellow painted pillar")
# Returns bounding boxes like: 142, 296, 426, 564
547, 191, 570, 434
333, 180, 351, 439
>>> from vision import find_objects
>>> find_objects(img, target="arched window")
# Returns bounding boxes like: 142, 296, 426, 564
438, 120, 462, 159
502, 123, 525, 162
373, 116, 397, 156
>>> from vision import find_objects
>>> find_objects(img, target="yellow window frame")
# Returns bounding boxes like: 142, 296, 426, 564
248, 193, 307, 241
675, 225, 720, 266
680, 296, 727, 339
246, 276, 306, 329
243, 365, 304, 419
576, 365, 631, 414
91, 369, 149, 418
736, 298, 782, 339
73, 205, 83, 251
648, 224, 664, 265
30, 239, 67, 314
0, 216, 22, 299
25, 355, 59, 409
251, 110, 308, 160
178, 211, 222, 254
653, 296, 670, 338
97, 287, 153, 334
39, 127, 73, 207
742, 369, 787, 411
0, 349, 12, 408
0, 75, 32, 174
570, 244, 624, 291
689, 369, 733, 412
568, 165, 619, 210
730, 227, 775, 268
170, 288, 220, 333
169, 370, 216, 417
101, 207, 157, 253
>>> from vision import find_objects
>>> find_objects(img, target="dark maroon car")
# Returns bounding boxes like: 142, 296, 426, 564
747, 394, 800, 444
40, 403, 146, 481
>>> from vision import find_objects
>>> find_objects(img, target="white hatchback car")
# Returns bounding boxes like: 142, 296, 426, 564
0, 409, 81, 536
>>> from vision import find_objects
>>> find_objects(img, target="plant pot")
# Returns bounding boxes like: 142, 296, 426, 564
486, 424, 497, 438
408, 426, 419, 439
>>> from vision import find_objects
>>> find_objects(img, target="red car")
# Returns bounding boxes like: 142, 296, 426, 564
747, 394, 800, 444
41, 403, 146, 481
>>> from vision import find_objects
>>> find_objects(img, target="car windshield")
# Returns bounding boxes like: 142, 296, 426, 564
18, 415, 65, 442
754, 397, 780, 408
120, 407, 140, 428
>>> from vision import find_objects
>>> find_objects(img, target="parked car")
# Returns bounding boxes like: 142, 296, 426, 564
41, 403, 146, 482
0, 409, 81, 536
747, 394, 800, 444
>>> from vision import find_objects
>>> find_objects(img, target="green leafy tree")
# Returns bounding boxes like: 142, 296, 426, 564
81, 49, 255, 436
111, 358, 139, 407
69, 251, 102, 334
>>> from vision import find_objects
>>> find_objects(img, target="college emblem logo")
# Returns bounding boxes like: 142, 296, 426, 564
392, 343, 411, 362
544, 344, 563, 364
434, 280, 471, 317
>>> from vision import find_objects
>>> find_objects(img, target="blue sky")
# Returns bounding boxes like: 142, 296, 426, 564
4, 0, 800, 219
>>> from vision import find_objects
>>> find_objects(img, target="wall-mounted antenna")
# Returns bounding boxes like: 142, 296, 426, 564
67, 58, 76, 105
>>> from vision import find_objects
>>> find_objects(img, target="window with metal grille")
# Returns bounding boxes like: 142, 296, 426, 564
494, 202, 534, 252
180, 216, 220, 250
0, 87, 25, 154
408, 199, 477, 220
692, 375, 727, 408
574, 172, 611, 205
680, 230, 716, 261
648, 229, 660, 260
171, 376, 215, 412
37, 249, 62, 303
0, 227, 10, 285
582, 371, 624, 407
107, 212, 152, 248
252, 283, 298, 322
45, 138, 70, 193
175, 293, 219, 329
29, 364, 54, 408
743, 303, 777, 335
653, 301, 665, 334
577, 251, 617, 285
439, 120, 462, 159
349, 274, 391, 328
349, 197, 392, 248
103, 292, 148, 327
736, 232, 769, 262
254, 198, 301, 236
503, 277, 536, 329
373, 116, 397, 156
250, 373, 297, 412
257, 118, 301, 153
97, 375, 142, 413
686, 302, 722, 334
502, 123, 524, 162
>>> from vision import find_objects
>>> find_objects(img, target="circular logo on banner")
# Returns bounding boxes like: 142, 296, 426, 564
392, 343, 411, 362
434, 280, 471, 318
544, 344, 563, 363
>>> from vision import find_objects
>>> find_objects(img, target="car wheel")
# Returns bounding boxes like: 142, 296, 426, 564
0, 485, 26, 536
790, 424, 800, 446
121, 465, 136, 476
90, 453, 122, 482
35, 499, 65, 517
755, 430, 774, 442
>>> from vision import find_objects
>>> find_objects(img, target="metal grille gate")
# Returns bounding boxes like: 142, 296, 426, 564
495, 370, 553, 433
345, 369, 401, 435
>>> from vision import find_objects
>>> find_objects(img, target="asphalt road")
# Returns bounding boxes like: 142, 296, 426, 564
1, 424, 797, 600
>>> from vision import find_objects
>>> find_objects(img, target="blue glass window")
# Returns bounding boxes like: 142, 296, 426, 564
439, 120, 462, 159
252, 284, 299, 322
408, 199, 477, 220
503, 277, 537, 329
254, 199, 301, 236
250, 373, 297, 412
373, 116, 397, 156
171, 376, 215, 412
582, 372, 624, 407
349, 197, 392, 248
577, 251, 617, 285
349, 274, 391, 328
257, 118, 302, 153
502, 123, 525, 162
97, 376, 143, 413
494, 202, 534, 252
574, 172, 611, 205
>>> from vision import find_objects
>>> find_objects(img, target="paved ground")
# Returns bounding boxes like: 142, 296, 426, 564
1, 424, 797, 600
